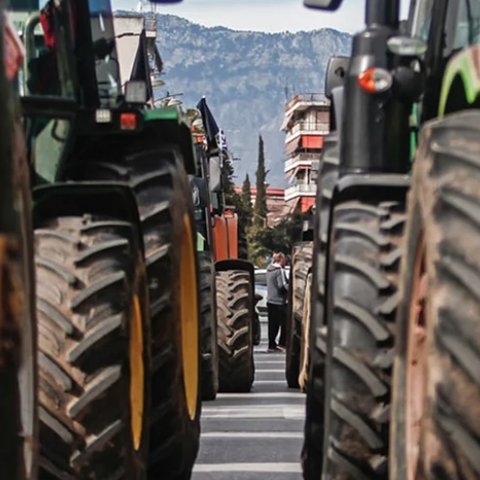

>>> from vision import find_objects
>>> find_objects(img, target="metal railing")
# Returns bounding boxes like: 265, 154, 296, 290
285, 184, 317, 200
285, 93, 330, 111
284, 153, 320, 172
287, 122, 330, 135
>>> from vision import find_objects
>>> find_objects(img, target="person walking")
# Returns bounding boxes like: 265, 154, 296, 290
266, 252, 289, 352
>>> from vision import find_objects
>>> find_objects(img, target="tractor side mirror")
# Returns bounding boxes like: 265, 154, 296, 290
325, 56, 349, 99
304, 0, 343, 11
209, 157, 222, 193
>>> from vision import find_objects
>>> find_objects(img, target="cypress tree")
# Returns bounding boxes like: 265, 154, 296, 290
253, 135, 268, 227
241, 174, 253, 227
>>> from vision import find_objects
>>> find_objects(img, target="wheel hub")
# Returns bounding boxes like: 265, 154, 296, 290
180, 214, 199, 420
130, 293, 144, 451
405, 235, 428, 480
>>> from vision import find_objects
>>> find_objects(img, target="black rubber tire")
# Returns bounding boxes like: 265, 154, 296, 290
302, 132, 339, 479
391, 111, 480, 480
0, 241, 24, 480
216, 269, 254, 392
198, 252, 219, 401
0, 232, 37, 480
35, 215, 150, 479
286, 241, 312, 388
0, 77, 38, 480
82, 146, 201, 479
321, 198, 406, 479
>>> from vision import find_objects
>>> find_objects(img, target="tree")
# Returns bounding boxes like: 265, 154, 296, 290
221, 152, 236, 203
253, 135, 268, 227
241, 174, 253, 228
248, 209, 303, 266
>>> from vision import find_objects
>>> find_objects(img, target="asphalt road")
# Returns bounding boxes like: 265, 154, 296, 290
192, 320, 305, 480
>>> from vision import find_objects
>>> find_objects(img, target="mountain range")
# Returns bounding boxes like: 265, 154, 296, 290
152, 14, 351, 187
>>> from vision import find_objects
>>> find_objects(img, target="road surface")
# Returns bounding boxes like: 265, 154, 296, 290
193, 320, 305, 480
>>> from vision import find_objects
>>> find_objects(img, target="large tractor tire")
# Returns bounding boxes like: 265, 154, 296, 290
35, 215, 150, 479
390, 112, 480, 480
216, 269, 254, 392
321, 198, 406, 479
285, 242, 312, 388
302, 132, 339, 479
198, 252, 218, 401
83, 146, 201, 478
0, 119, 38, 479
0, 232, 37, 480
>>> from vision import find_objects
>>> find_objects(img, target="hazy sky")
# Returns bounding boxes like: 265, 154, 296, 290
112, 0, 411, 34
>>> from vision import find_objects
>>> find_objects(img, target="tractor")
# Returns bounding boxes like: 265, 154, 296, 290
195, 97, 256, 394
0, 8, 37, 479
303, 0, 480, 479
285, 214, 313, 391
11, 0, 201, 478
388, 1, 480, 478
301, 0, 419, 478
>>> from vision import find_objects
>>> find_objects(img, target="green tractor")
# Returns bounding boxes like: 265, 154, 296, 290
303, 0, 480, 479
389, 1, 480, 478
0, 8, 37, 479
12, 0, 201, 478
302, 0, 418, 478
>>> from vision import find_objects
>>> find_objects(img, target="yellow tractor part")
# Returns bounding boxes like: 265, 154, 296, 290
180, 214, 199, 420
129, 293, 144, 451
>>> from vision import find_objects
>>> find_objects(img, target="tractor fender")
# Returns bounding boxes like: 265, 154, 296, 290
327, 173, 411, 265
143, 107, 196, 175
33, 182, 145, 254
330, 86, 344, 138
438, 45, 480, 117
215, 259, 255, 292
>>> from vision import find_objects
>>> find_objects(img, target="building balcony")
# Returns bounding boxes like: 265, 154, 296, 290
285, 122, 329, 143
285, 94, 330, 115
285, 183, 317, 201
284, 152, 320, 173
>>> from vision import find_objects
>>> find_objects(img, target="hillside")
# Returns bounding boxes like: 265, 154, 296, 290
154, 15, 351, 186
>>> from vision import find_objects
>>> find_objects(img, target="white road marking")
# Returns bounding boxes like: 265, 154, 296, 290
202, 404, 304, 411
193, 463, 302, 473
253, 380, 286, 384
255, 359, 285, 363
201, 405, 304, 419
255, 369, 284, 373
216, 392, 303, 399
201, 431, 302, 439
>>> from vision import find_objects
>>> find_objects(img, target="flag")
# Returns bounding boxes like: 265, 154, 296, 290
197, 97, 224, 153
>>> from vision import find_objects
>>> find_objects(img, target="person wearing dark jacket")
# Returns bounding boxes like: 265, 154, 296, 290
266, 252, 289, 352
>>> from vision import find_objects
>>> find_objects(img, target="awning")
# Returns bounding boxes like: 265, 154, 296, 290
301, 135, 324, 149
281, 110, 295, 131
287, 197, 300, 214
300, 197, 315, 213
285, 137, 301, 155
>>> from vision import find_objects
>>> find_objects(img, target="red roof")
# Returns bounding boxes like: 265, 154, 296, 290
234, 186, 285, 197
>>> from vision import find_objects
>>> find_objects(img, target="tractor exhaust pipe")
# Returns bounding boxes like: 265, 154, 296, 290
365, 0, 399, 28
